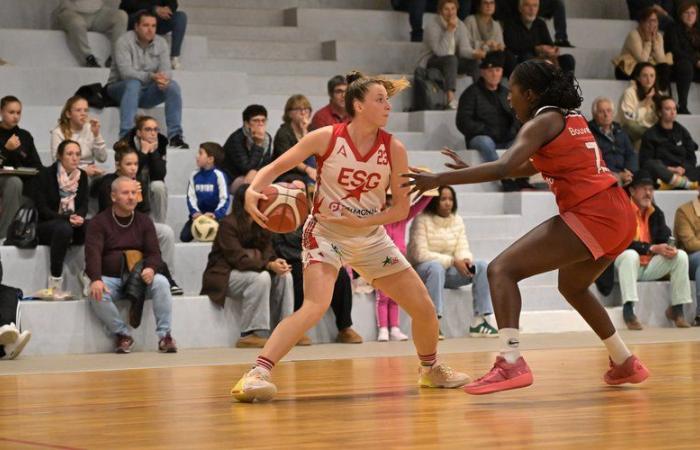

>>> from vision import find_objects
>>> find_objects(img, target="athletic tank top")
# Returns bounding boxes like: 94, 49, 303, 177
312, 123, 393, 237
529, 106, 618, 212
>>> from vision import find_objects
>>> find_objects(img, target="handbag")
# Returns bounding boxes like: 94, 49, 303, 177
3, 203, 38, 249
121, 250, 147, 328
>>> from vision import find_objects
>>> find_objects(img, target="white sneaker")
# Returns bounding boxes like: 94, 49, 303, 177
231, 367, 277, 403
377, 327, 389, 342
2, 330, 31, 360
0, 323, 19, 346
171, 57, 181, 70
447, 98, 458, 110
389, 326, 408, 341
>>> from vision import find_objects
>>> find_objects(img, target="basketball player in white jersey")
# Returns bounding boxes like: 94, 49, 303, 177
231, 72, 470, 402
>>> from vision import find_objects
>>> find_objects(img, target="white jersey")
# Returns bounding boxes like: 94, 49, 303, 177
312, 123, 393, 237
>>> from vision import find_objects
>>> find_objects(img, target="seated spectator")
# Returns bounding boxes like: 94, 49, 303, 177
273, 95, 317, 185
120, 115, 169, 223
181, 142, 230, 242
201, 184, 294, 349
617, 62, 659, 148
391, 0, 471, 42
310, 75, 349, 131
0, 96, 43, 240
0, 256, 32, 360
640, 96, 699, 190
464, 0, 518, 74
120, 0, 187, 69
52, 0, 127, 67
664, 1, 700, 114
407, 186, 497, 337
627, 0, 674, 31
106, 10, 188, 148
35, 140, 88, 300
222, 105, 274, 192
98, 142, 182, 295
614, 7, 673, 93
85, 176, 177, 353
494, 0, 573, 47
672, 185, 700, 326
50, 96, 107, 179
456, 52, 529, 191
613, 170, 691, 329
588, 96, 638, 187
424, 0, 483, 109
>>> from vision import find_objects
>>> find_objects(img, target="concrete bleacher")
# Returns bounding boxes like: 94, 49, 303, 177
1, 0, 699, 355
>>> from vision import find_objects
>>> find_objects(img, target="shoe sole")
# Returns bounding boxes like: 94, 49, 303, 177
469, 332, 499, 338
8, 333, 31, 359
0, 330, 19, 346
418, 376, 471, 389
159, 348, 178, 353
232, 385, 277, 403
604, 367, 650, 386
463, 372, 534, 395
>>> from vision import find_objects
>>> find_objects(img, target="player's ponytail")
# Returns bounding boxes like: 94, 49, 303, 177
344, 70, 410, 117
511, 60, 583, 118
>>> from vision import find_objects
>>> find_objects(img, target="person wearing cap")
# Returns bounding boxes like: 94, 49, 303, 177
455, 51, 529, 191
612, 169, 692, 329
672, 184, 700, 327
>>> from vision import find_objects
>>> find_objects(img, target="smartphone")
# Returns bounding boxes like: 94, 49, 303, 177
667, 236, 676, 248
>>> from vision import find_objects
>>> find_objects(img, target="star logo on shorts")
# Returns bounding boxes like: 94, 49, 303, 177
382, 256, 399, 266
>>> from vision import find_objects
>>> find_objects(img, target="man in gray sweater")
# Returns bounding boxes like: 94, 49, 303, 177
52, 0, 128, 67
105, 10, 188, 148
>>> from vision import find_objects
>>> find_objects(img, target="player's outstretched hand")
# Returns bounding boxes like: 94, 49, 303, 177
244, 187, 270, 229
316, 208, 363, 228
401, 167, 441, 196
441, 147, 469, 170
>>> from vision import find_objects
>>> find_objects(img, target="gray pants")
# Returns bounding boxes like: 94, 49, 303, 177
154, 223, 175, 270
149, 181, 168, 224
427, 54, 478, 91
0, 176, 23, 239
227, 271, 294, 334
53, 5, 128, 63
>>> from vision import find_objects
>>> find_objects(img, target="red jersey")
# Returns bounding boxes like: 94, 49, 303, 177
529, 107, 618, 212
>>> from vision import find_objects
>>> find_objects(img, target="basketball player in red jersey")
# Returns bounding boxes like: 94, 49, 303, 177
231, 72, 470, 402
405, 60, 650, 395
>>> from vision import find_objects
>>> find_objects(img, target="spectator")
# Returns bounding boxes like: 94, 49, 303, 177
181, 142, 230, 242
613, 170, 691, 329
408, 186, 497, 337
52, 0, 128, 67
640, 96, 699, 190
85, 176, 178, 353
627, 0, 674, 31
0, 257, 32, 360
0, 96, 42, 240
98, 142, 182, 296
465, 0, 518, 73
456, 51, 529, 191
493, 0, 573, 47
120, 0, 187, 69
106, 10, 188, 148
120, 115, 169, 223
273, 95, 317, 185
310, 75, 349, 131
664, 1, 700, 114
502, 0, 575, 75
50, 96, 107, 179
424, 0, 483, 109
672, 184, 700, 326
35, 140, 88, 300
222, 105, 274, 192
613, 7, 673, 93
617, 62, 659, 148
391, 0, 471, 42
588, 96, 638, 187
200, 184, 294, 349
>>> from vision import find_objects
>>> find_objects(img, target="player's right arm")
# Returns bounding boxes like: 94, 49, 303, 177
245, 126, 333, 227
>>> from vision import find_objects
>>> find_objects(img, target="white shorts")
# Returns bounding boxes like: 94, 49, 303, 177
301, 217, 411, 283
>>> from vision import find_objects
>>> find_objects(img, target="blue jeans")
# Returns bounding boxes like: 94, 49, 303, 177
414, 259, 493, 317
88, 275, 173, 338
468, 136, 512, 163
688, 251, 700, 316
128, 11, 188, 57
106, 78, 183, 139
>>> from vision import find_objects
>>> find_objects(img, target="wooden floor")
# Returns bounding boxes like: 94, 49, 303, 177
1, 342, 699, 450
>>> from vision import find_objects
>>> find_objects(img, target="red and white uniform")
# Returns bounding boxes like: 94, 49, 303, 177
529, 107, 636, 259
302, 123, 411, 281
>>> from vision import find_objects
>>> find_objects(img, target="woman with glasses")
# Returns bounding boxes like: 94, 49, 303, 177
273, 94, 317, 186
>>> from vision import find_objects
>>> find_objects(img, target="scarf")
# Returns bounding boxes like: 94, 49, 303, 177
242, 126, 271, 156
439, 16, 456, 55
476, 15, 495, 42
57, 163, 80, 214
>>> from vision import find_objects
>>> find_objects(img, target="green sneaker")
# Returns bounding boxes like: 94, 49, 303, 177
469, 318, 498, 338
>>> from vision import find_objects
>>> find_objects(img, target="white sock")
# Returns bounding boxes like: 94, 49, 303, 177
603, 332, 632, 365
499, 328, 520, 363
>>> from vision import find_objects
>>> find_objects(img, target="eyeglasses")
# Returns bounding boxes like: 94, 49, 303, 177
142, 127, 159, 133
249, 118, 267, 124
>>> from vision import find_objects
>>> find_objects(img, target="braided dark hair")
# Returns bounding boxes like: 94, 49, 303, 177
511, 60, 583, 118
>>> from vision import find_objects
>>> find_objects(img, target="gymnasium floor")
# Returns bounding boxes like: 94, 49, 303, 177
1, 329, 698, 449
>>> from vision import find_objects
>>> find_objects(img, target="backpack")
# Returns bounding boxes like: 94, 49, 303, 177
3, 204, 38, 249
74, 83, 118, 109
412, 66, 447, 111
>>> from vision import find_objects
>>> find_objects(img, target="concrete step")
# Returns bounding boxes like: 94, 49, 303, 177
185, 6, 286, 26
181, 0, 392, 9
203, 57, 349, 76
208, 39, 324, 61
563, 0, 629, 20
189, 24, 308, 42
548, 19, 635, 50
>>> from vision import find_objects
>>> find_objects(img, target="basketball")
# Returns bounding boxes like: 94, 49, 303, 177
191, 215, 219, 242
258, 182, 310, 233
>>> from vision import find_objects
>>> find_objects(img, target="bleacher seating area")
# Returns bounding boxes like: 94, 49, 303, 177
0, 0, 698, 356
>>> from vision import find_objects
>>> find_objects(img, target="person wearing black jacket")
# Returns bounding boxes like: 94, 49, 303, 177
588, 97, 638, 187
120, 0, 187, 69
222, 105, 274, 192
0, 96, 43, 239
640, 96, 699, 189
664, 1, 700, 114
626, 0, 674, 31
35, 140, 88, 299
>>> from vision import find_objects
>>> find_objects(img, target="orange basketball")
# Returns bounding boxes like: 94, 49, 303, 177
258, 182, 310, 233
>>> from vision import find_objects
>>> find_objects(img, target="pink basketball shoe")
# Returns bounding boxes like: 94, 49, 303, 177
604, 355, 650, 385
463, 356, 534, 395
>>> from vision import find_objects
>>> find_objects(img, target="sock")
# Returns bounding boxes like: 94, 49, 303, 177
470, 315, 484, 328
255, 356, 275, 375
672, 304, 684, 317
603, 332, 632, 365
499, 328, 520, 363
418, 352, 437, 367
670, 174, 691, 189
622, 301, 636, 322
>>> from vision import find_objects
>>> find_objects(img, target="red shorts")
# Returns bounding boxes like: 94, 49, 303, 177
560, 185, 636, 260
